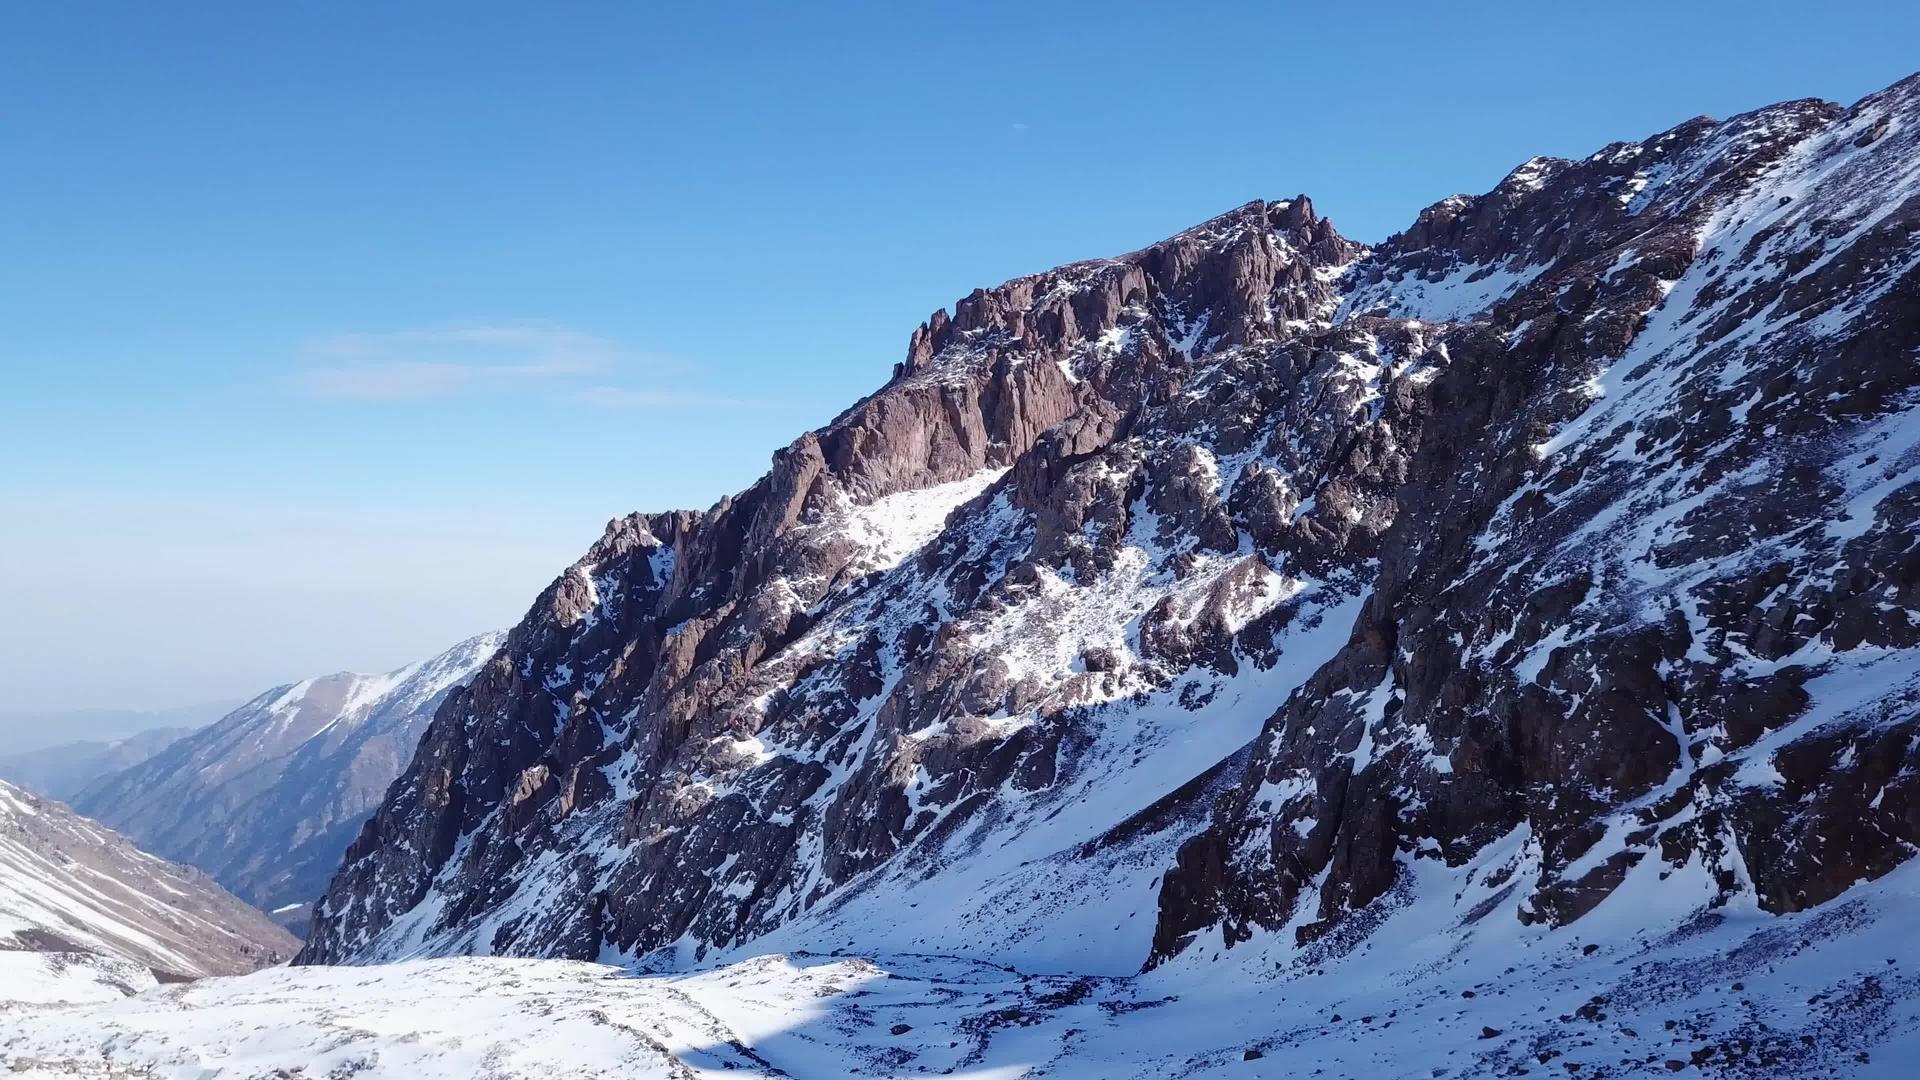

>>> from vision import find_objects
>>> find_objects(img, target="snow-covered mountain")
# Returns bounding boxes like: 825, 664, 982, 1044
0, 780, 296, 1005
10, 73, 1917, 1077
308, 74, 1920, 995
71, 632, 505, 919
0, 727, 190, 802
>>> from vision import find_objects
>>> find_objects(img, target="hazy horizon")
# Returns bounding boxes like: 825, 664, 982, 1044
0, 699, 245, 756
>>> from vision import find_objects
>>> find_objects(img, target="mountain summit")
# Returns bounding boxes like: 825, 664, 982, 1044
300, 74, 1920, 1055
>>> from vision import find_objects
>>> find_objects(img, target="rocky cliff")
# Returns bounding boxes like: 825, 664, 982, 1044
301, 73, 1920, 995
1151, 75, 1920, 967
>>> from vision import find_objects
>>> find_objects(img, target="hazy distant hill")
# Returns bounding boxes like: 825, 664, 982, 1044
0, 701, 237, 756
0, 727, 191, 802
73, 632, 504, 913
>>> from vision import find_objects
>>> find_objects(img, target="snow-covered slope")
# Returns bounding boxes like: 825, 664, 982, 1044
0, 781, 296, 1005
71, 632, 504, 915
7, 858, 1918, 1076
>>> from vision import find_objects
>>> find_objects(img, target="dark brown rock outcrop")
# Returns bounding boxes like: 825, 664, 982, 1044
302, 196, 1389, 965
1152, 75, 1920, 965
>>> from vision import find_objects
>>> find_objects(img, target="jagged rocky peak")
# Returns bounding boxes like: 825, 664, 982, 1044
1152, 73, 1920, 964
1340, 96, 1842, 323
304, 71, 1920, 1003
299, 190, 1403, 968
901, 194, 1361, 384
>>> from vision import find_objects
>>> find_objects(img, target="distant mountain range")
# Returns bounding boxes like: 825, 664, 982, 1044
72, 632, 505, 923
0, 700, 236, 757
0, 727, 192, 803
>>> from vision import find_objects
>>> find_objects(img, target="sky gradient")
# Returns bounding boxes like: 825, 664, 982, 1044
4, 2, 1916, 717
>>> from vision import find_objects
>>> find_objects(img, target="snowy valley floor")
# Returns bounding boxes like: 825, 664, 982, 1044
5, 860, 1920, 1079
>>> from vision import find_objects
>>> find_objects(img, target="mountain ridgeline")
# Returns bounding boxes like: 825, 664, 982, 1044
300, 73, 1920, 990
74, 633, 504, 918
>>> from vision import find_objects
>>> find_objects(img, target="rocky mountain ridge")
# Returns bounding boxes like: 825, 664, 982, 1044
1152, 76, 1920, 966
301, 68, 1920, 1016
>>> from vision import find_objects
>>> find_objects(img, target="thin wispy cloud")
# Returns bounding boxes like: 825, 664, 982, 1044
292, 324, 759, 408
576, 387, 775, 410
294, 324, 614, 401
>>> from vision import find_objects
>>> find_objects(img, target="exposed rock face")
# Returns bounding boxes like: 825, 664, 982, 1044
74, 632, 504, 913
302, 196, 1394, 966
1151, 77, 1920, 963
303, 73, 1920, 987
0, 780, 296, 1001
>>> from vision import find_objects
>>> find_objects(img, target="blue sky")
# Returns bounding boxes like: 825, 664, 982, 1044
3, 2, 1915, 715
